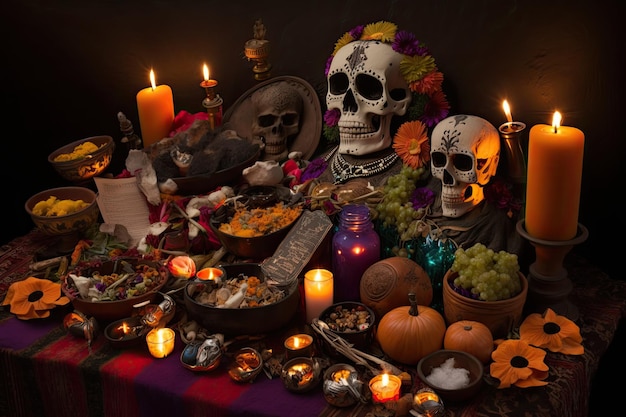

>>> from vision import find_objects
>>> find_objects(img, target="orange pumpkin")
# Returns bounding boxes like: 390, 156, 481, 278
443, 320, 494, 364
376, 293, 446, 365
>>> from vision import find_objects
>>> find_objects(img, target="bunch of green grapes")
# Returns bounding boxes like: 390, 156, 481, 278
450, 243, 521, 301
376, 165, 427, 240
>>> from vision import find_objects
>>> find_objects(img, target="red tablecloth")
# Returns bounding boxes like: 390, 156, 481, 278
1, 230, 625, 417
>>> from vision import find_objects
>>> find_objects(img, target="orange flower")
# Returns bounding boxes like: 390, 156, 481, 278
410, 70, 444, 95
2, 277, 70, 320
392, 120, 430, 169
489, 339, 549, 388
519, 308, 584, 355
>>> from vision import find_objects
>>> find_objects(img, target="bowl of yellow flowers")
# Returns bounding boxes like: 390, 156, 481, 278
25, 186, 100, 236
48, 135, 114, 182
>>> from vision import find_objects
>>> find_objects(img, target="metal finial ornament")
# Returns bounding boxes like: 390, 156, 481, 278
244, 19, 272, 81
118, 111, 143, 150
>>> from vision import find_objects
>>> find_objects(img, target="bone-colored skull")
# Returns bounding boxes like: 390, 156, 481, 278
251, 83, 302, 161
430, 115, 500, 218
326, 40, 411, 156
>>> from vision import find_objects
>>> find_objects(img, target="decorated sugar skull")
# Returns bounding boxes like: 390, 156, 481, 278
430, 115, 500, 218
326, 40, 411, 155
251, 83, 303, 161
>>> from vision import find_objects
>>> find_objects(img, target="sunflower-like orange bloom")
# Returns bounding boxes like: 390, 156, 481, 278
410, 70, 444, 95
520, 308, 584, 355
2, 277, 70, 320
392, 120, 430, 169
490, 339, 549, 388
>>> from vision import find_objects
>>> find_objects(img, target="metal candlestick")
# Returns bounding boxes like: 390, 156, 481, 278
499, 121, 527, 205
244, 19, 272, 81
516, 220, 588, 321
200, 80, 223, 130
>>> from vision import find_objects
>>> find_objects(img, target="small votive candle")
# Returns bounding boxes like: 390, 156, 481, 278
281, 357, 319, 393
196, 267, 224, 282
413, 387, 445, 417
284, 334, 314, 359
369, 373, 401, 403
146, 328, 175, 358
304, 269, 334, 323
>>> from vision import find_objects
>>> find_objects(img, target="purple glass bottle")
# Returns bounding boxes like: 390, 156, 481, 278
332, 204, 380, 302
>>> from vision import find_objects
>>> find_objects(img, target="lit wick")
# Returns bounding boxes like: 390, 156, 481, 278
552, 111, 562, 134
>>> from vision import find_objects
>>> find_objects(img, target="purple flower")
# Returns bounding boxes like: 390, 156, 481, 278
348, 25, 365, 40
324, 108, 340, 127
95, 282, 107, 292
301, 158, 328, 182
392, 30, 420, 56
324, 55, 333, 77
410, 187, 435, 210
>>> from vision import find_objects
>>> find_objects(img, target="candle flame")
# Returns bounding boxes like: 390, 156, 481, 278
382, 373, 389, 386
293, 337, 301, 348
502, 100, 513, 123
315, 269, 322, 281
552, 111, 562, 133
149, 69, 157, 90
203, 64, 209, 82
121, 322, 130, 334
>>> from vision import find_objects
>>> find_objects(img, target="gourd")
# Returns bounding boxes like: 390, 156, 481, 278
443, 320, 494, 364
376, 293, 446, 365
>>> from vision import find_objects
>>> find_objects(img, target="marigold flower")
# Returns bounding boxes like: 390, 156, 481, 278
519, 308, 584, 355
2, 277, 70, 320
489, 339, 549, 388
392, 120, 430, 169
410, 70, 444, 95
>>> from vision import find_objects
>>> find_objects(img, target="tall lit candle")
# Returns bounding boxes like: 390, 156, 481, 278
304, 269, 334, 323
136, 69, 175, 148
525, 111, 584, 240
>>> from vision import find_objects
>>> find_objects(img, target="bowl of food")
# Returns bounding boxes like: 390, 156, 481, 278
183, 263, 299, 336
209, 188, 303, 260
48, 135, 115, 182
318, 301, 376, 351
25, 186, 100, 236
416, 349, 484, 403
62, 258, 169, 322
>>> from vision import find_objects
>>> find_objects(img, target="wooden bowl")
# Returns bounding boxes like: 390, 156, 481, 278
25, 186, 99, 236
318, 302, 376, 351
48, 135, 114, 182
417, 349, 484, 403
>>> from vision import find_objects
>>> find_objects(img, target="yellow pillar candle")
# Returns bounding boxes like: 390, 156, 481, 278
146, 328, 175, 358
525, 111, 584, 241
136, 69, 175, 148
304, 269, 334, 323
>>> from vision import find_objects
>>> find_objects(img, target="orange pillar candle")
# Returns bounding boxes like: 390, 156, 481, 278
146, 328, 175, 358
136, 69, 175, 148
304, 269, 334, 323
525, 111, 584, 241
369, 373, 401, 403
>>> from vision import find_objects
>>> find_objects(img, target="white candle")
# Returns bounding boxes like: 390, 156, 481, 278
304, 269, 334, 323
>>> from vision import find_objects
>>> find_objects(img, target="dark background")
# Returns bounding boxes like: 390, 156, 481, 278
1, 2, 623, 413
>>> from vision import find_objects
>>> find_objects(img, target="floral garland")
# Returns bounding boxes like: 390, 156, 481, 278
322, 21, 451, 147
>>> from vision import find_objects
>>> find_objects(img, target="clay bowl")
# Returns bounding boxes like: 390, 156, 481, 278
318, 301, 376, 351
25, 186, 100, 237
209, 190, 303, 260
442, 270, 528, 340
48, 135, 115, 182
184, 263, 299, 336
62, 258, 169, 323
417, 349, 484, 403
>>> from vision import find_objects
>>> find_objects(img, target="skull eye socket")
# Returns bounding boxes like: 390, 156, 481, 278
258, 114, 278, 128
355, 74, 383, 100
431, 152, 474, 171
431, 152, 447, 168
281, 113, 299, 126
329, 72, 349, 95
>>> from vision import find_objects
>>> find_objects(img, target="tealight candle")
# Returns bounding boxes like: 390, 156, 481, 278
304, 269, 334, 323
196, 267, 224, 282
525, 111, 584, 241
284, 334, 313, 359
369, 373, 401, 403
136, 68, 175, 147
146, 328, 175, 358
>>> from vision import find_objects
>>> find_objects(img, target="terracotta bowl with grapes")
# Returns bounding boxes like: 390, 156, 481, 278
442, 270, 528, 340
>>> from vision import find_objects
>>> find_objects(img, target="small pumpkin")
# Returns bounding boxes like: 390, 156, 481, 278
376, 293, 446, 365
443, 320, 494, 364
